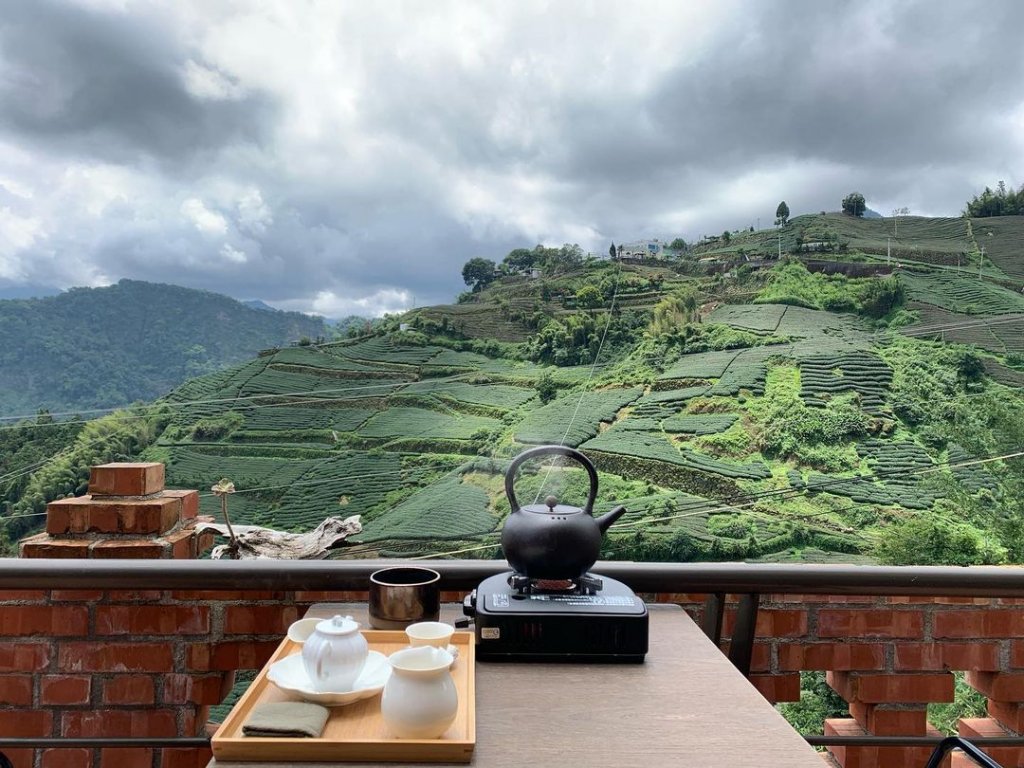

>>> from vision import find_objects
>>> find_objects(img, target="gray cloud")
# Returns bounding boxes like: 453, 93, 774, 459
0, 0, 277, 166
0, 0, 1022, 314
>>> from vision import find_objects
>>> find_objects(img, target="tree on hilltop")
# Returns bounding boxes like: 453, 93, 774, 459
842, 192, 866, 217
775, 201, 790, 226
609, 243, 617, 260
462, 258, 497, 292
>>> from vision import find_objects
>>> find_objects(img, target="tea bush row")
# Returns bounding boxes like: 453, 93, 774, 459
514, 388, 643, 446
361, 407, 502, 441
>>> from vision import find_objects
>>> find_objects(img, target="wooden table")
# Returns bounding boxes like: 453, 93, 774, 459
209, 603, 825, 768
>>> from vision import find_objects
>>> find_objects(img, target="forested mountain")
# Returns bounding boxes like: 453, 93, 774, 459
0, 279, 326, 417
4, 216, 1024, 566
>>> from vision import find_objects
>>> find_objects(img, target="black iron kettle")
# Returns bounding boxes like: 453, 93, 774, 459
500, 445, 626, 580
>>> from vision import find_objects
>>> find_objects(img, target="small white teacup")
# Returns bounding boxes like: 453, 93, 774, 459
405, 621, 454, 649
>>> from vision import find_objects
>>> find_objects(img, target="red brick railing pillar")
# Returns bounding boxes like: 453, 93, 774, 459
19, 462, 205, 559
6, 462, 218, 768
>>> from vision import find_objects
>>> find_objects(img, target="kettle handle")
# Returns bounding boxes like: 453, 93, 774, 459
504, 445, 599, 515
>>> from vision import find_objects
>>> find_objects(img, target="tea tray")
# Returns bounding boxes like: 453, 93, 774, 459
211, 630, 475, 763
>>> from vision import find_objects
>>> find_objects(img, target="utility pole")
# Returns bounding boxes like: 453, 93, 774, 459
979, 245, 985, 280
777, 231, 782, 259
887, 236, 891, 266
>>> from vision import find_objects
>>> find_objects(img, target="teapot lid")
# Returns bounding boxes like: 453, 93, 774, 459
314, 614, 359, 636
520, 495, 582, 516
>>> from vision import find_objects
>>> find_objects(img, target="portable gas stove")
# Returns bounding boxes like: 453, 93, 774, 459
462, 571, 649, 663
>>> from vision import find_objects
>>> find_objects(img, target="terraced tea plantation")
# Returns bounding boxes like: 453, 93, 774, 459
92, 224, 1022, 568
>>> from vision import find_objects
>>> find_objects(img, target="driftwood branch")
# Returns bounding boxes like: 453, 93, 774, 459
196, 515, 362, 560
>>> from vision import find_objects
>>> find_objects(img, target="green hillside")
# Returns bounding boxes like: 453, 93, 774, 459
4, 217, 1024, 565
0, 279, 327, 417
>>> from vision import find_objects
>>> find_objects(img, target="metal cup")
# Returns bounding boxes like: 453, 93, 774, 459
369, 567, 441, 629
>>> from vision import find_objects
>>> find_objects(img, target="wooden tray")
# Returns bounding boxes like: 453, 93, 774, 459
212, 630, 475, 763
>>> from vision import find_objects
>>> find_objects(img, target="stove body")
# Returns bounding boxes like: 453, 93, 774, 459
463, 571, 649, 663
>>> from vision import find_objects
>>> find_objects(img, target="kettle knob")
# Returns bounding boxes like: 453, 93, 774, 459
544, 495, 558, 511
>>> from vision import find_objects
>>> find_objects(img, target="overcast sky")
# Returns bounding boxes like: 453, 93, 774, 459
1, 0, 1022, 316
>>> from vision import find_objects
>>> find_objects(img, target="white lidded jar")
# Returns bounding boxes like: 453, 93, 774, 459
381, 646, 457, 739
301, 614, 368, 692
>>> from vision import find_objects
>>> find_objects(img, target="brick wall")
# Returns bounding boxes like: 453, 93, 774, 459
656, 592, 1024, 768
4, 467, 1024, 767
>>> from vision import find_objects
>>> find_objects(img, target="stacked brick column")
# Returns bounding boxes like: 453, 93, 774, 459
19, 463, 204, 559
6, 463, 221, 768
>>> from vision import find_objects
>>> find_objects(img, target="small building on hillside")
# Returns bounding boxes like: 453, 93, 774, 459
618, 239, 665, 259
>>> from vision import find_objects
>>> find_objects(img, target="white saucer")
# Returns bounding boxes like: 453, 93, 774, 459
267, 651, 391, 706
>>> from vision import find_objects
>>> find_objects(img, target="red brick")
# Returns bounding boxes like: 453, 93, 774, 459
90, 539, 166, 559
0, 605, 89, 636
102, 675, 155, 705
40, 674, 91, 705
47, 495, 184, 534
778, 642, 886, 671
965, 671, 1024, 701
100, 748, 152, 768
163, 673, 233, 705
848, 702, 928, 735
59, 642, 174, 672
89, 462, 164, 496
161, 747, 213, 768
894, 642, 1000, 672
827, 671, 954, 704
933, 609, 1024, 638
722, 608, 807, 638
748, 673, 800, 702
223, 605, 300, 635
163, 489, 200, 519
19, 536, 92, 558
1006, 642, 1024, 673
825, 718, 943, 768
168, 527, 197, 559
0, 674, 32, 705
719, 641, 772, 672
186, 640, 280, 672
0, 749, 31, 768
0, 709, 53, 736
988, 700, 1024, 732
95, 605, 209, 635
0, 642, 51, 672
62, 708, 176, 737
957, 718, 1024, 767
41, 749, 91, 768
817, 609, 923, 639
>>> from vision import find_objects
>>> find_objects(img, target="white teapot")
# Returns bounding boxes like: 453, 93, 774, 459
301, 614, 368, 692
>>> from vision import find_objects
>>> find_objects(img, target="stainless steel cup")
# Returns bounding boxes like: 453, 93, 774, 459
369, 567, 441, 629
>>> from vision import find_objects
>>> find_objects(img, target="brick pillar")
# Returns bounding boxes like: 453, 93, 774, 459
6, 463, 219, 768
19, 462, 209, 559
825, 671, 953, 768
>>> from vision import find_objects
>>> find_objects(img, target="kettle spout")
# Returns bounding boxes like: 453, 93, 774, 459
595, 505, 627, 534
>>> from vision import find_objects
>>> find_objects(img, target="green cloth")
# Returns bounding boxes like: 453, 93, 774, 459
242, 702, 330, 738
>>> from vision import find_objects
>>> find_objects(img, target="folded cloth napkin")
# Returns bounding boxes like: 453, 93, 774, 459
242, 702, 331, 738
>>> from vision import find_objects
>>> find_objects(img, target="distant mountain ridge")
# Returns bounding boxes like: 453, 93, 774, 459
0, 279, 327, 417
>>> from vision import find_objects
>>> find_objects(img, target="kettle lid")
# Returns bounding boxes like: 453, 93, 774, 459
315, 614, 359, 636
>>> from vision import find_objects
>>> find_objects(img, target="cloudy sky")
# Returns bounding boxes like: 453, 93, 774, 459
1, 0, 1022, 316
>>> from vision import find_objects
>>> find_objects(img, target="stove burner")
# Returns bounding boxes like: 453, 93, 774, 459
509, 572, 604, 595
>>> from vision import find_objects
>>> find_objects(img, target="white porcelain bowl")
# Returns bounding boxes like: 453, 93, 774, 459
268, 650, 391, 706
